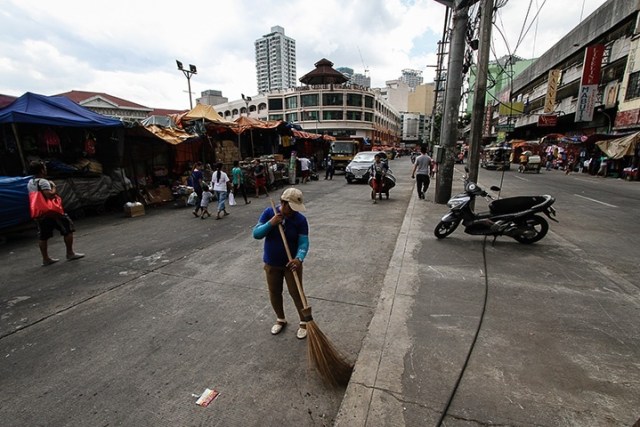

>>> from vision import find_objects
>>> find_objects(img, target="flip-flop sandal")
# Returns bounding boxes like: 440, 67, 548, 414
271, 319, 287, 335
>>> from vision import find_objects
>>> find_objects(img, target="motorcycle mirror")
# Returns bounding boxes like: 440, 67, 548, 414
490, 185, 501, 191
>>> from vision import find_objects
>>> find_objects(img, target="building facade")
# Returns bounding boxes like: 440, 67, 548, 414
255, 26, 297, 94
400, 69, 424, 90
495, 0, 639, 141
197, 90, 227, 106
212, 84, 401, 145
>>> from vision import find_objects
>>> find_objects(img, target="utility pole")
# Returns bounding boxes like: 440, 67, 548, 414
435, 1, 469, 204
467, 0, 494, 186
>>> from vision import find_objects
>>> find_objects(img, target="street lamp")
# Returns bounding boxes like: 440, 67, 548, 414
176, 60, 197, 109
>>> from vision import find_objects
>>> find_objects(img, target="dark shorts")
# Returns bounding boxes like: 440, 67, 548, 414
255, 176, 266, 187
36, 214, 75, 240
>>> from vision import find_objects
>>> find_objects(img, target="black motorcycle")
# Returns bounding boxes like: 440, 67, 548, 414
434, 171, 557, 244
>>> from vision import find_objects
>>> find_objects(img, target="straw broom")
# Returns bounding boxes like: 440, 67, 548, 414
270, 199, 353, 387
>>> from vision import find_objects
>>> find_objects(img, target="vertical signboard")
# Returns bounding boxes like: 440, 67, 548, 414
544, 69, 561, 113
575, 44, 604, 122
482, 105, 493, 137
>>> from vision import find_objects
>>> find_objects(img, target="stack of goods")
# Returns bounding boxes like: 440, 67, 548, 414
215, 140, 239, 165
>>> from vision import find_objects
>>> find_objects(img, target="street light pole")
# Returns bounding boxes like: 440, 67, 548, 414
176, 60, 197, 109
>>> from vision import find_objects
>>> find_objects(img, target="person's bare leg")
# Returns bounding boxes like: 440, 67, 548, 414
64, 233, 84, 260
39, 239, 57, 264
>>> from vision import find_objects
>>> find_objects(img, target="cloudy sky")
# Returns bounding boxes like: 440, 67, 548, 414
0, 0, 607, 110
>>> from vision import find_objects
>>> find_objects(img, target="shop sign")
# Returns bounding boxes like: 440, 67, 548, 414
576, 44, 604, 123
544, 69, 561, 113
538, 114, 558, 127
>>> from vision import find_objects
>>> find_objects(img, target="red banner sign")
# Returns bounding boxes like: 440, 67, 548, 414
538, 115, 558, 127
581, 44, 605, 85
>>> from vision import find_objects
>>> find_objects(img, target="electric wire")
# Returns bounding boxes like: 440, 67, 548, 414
436, 236, 490, 427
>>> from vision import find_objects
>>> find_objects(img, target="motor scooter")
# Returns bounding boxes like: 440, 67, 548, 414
434, 169, 557, 244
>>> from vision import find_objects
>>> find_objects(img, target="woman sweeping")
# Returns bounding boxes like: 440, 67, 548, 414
252, 188, 309, 339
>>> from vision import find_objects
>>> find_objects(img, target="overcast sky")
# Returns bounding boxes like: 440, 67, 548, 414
0, 0, 607, 110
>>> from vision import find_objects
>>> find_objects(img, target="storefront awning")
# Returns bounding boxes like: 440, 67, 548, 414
596, 131, 640, 159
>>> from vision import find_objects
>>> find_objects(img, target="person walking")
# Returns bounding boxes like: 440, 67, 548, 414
299, 157, 311, 184
411, 146, 432, 200
190, 161, 204, 217
212, 163, 231, 219
324, 154, 335, 180
231, 160, 251, 205
253, 159, 269, 198
199, 184, 214, 219
27, 160, 84, 266
252, 188, 309, 339
369, 153, 388, 204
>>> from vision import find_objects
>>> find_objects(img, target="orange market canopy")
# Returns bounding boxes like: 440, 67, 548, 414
183, 104, 236, 126
232, 116, 282, 134
596, 131, 640, 159
137, 124, 197, 145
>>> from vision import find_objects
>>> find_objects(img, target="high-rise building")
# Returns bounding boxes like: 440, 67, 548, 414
255, 26, 297, 94
400, 69, 424, 90
352, 73, 371, 88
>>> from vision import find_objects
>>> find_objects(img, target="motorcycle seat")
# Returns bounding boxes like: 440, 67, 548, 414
489, 196, 549, 215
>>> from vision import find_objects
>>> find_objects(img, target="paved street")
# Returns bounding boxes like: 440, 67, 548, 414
1, 157, 639, 426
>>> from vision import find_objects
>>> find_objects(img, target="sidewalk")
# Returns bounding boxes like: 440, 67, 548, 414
335, 174, 640, 426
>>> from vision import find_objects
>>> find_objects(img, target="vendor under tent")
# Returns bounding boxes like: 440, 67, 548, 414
0, 92, 123, 175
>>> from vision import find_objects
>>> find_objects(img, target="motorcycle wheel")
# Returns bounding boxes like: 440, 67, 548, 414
513, 215, 549, 244
434, 219, 460, 239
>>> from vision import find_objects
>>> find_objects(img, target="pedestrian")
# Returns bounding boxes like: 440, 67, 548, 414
597, 155, 608, 177
212, 162, 231, 219
252, 187, 309, 339
300, 157, 311, 184
545, 152, 554, 171
231, 160, 251, 205
253, 159, 269, 198
411, 145, 432, 200
565, 155, 575, 175
369, 153, 388, 204
324, 154, 335, 180
27, 160, 84, 266
199, 184, 214, 219
190, 161, 204, 217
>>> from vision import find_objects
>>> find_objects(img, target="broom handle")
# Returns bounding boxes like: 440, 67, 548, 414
270, 199, 309, 309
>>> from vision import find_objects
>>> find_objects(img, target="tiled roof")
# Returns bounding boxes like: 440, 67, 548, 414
0, 94, 18, 108
56, 90, 150, 109
149, 108, 189, 116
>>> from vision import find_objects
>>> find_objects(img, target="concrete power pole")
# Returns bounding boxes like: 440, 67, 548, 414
435, 1, 469, 204
467, 0, 494, 185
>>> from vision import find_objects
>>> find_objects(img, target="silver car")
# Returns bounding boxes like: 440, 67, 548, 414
345, 151, 388, 183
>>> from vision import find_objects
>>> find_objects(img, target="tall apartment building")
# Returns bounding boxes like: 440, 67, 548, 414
255, 26, 297, 94
400, 69, 424, 90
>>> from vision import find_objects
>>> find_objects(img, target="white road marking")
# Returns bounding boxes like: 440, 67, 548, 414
514, 175, 528, 181
574, 194, 617, 208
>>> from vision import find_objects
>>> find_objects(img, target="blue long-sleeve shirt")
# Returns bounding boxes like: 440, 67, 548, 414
253, 206, 309, 267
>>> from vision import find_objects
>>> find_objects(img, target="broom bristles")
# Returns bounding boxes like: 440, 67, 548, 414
306, 320, 353, 387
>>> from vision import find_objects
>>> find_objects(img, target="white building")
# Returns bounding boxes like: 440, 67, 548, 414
254, 26, 297, 94
400, 69, 424, 90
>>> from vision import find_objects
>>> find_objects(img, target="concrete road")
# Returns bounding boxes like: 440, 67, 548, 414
0, 159, 414, 427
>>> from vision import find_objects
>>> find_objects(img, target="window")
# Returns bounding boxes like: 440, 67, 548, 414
346, 111, 362, 120
301, 110, 318, 121
364, 112, 373, 122
285, 96, 298, 109
301, 94, 319, 107
625, 71, 640, 100
268, 98, 284, 111
323, 110, 343, 120
322, 93, 343, 106
269, 113, 284, 121
364, 96, 374, 108
286, 112, 298, 122
347, 93, 362, 107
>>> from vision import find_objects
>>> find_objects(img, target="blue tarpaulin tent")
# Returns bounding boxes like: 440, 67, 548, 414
0, 92, 123, 127
0, 176, 31, 230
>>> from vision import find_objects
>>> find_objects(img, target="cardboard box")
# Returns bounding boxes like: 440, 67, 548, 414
124, 204, 145, 218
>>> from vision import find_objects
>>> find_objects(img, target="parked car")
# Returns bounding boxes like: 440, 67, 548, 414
345, 151, 388, 183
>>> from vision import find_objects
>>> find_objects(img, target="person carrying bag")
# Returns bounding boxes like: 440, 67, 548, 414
27, 161, 84, 266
